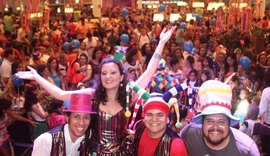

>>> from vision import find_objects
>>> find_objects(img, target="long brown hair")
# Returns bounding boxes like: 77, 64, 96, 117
93, 58, 128, 111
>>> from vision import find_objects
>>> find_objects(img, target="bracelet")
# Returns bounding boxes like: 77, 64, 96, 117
153, 53, 162, 60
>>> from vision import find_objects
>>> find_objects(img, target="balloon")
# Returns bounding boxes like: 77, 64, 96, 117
63, 42, 71, 50
71, 39, 80, 48
159, 5, 166, 12
195, 15, 203, 21
184, 41, 194, 53
12, 75, 23, 87
179, 22, 186, 29
121, 8, 129, 16
239, 56, 251, 70
120, 34, 129, 44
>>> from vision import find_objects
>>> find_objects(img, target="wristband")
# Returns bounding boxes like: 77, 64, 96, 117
153, 53, 162, 60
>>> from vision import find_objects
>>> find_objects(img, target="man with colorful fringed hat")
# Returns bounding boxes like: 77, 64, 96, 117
127, 81, 188, 156
180, 80, 260, 156
32, 93, 96, 156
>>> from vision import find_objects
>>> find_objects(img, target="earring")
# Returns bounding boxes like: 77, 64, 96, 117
120, 83, 123, 87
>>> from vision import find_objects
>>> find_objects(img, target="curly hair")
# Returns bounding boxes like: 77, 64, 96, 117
93, 58, 129, 111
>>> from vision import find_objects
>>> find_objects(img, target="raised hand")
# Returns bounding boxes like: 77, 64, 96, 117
159, 25, 177, 43
15, 66, 38, 80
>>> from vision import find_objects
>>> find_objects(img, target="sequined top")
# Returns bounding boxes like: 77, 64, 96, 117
87, 109, 132, 155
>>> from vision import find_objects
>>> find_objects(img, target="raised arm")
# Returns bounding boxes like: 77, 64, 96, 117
136, 26, 176, 89
16, 66, 95, 102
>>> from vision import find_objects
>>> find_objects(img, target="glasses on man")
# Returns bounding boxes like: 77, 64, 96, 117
203, 118, 229, 128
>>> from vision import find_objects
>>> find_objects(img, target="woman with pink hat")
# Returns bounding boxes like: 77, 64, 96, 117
17, 26, 177, 155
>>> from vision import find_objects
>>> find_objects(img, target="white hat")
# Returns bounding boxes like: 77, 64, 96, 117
193, 80, 239, 126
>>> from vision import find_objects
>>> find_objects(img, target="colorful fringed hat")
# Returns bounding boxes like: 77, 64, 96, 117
192, 80, 239, 126
114, 45, 128, 62
148, 59, 179, 94
126, 81, 188, 129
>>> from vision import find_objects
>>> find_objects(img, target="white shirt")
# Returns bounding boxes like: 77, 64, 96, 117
259, 87, 270, 125
83, 36, 98, 59
32, 124, 84, 156
0, 58, 12, 86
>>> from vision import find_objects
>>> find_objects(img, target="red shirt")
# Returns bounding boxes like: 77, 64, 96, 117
138, 128, 188, 156
67, 22, 76, 35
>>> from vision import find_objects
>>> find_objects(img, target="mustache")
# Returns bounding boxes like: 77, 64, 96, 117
208, 129, 223, 133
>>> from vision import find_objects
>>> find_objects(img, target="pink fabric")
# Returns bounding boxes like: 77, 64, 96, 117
48, 113, 66, 129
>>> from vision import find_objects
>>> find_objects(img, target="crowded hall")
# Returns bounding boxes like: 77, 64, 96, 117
0, 0, 270, 155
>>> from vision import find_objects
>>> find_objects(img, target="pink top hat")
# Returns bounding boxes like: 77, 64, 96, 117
64, 94, 96, 114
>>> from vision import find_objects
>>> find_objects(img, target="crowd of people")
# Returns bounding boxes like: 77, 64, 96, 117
0, 5, 270, 156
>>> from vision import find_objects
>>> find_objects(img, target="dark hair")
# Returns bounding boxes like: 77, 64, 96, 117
92, 47, 103, 61
140, 43, 153, 67
203, 56, 214, 69
186, 55, 195, 66
80, 17, 85, 25
94, 58, 128, 110
11, 62, 22, 75
224, 53, 238, 74
201, 69, 211, 81
125, 47, 138, 64
48, 100, 64, 114
47, 57, 60, 75
86, 32, 92, 38
4, 48, 14, 58
36, 64, 47, 76
170, 57, 179, 67
0, 99, 12, 119
141, 43, 152, 56
79, 53, 89, 64
24, 88, 38, 111
189, 69, 198, 77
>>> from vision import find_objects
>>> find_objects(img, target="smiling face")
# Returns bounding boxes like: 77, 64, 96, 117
66, 112, 91, 142
202, 114, 230, 150
100, 62, 124, 90
143, 109, 169, 138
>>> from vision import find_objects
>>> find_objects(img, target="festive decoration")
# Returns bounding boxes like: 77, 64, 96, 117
63, 42, 71, 50
114, 46, 128, 62
125, 81, 150, 118
71, 39, 80, 48
169, 98, 181, 128
120, 34, 129, 43
148, 59, 179, 93
195, 14, 203, 20
159, 4, 166, 12
183, 41, 194, 53
148, 70, 179, 94
121, 8, 129, 16
239, 56, 251, 70
128, 98, 144, 129
12, 75, 23, 87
